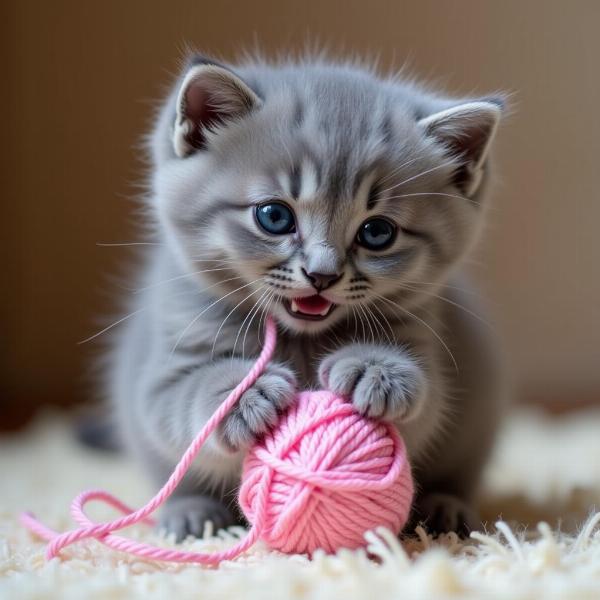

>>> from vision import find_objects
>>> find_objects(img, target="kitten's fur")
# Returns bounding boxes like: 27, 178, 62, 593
109, 55, 506, 541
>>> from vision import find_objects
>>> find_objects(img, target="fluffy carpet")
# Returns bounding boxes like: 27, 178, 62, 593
2, 408, 600, 599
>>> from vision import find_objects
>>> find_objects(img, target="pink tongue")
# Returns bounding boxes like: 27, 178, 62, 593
294, 295, 332, 315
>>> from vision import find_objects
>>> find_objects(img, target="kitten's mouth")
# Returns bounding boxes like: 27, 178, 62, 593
284, 295, 337, 321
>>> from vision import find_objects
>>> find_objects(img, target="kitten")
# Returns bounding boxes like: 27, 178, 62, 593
108, 55, 506, 541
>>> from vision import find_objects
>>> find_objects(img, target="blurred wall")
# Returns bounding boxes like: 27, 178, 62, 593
3, 0, 600, 425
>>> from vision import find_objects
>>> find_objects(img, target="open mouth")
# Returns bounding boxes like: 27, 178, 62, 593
284, 295, 337, 321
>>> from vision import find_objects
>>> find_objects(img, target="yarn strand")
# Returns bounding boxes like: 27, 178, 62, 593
20, 316, 279, 565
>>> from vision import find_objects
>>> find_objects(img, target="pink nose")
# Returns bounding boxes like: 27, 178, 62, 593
301, 269, 343, 291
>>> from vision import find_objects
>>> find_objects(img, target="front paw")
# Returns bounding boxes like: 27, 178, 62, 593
318, 345, 425, 420
413, 493, 481, 537
217, 362, 296, 451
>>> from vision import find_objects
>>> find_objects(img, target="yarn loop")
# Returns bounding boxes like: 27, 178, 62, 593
20, 316, 413, 564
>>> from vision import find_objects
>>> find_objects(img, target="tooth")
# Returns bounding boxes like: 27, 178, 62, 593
319, 306, 330, 316
291, 300, 299, 313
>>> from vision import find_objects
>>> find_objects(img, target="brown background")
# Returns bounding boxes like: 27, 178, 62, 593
3, 0, 600, 427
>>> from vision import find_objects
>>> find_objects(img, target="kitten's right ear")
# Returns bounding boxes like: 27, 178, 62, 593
173, 63, 262, 157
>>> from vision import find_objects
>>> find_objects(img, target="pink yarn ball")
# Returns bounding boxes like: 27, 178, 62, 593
239, 390, 414, 555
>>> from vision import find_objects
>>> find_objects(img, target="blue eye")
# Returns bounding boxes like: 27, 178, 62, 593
357, 218, 396, 250
255, 202, 296, 235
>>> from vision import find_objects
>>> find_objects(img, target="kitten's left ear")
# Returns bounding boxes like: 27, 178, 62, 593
418, 100, 502, 196
173, 63, 262, 157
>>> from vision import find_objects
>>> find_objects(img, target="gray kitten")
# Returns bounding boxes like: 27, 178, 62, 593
108, 55, 506, 541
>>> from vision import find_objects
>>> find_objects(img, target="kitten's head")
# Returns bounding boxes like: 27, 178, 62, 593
153, 57, 503, 334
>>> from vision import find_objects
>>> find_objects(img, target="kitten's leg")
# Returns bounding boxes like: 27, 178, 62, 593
409, 408, 499, 537
409, 292, 506, 537
409, 441, 490, 537
410, 493, 480, 537
126, 358, 296, 541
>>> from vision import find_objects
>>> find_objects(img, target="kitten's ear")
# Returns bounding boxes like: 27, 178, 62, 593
173, 63, 262, 157
418, 100, 502, 195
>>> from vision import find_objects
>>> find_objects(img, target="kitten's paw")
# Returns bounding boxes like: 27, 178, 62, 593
217, 363, 296, 451
319, 346, 425, 421
414, 493, 481, 537
159, 495, 236, 542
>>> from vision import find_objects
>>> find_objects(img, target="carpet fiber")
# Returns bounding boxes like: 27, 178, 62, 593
2, 409, 600, 599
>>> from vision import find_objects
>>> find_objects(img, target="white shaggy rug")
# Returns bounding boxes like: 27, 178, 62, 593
2, 408, 600, 599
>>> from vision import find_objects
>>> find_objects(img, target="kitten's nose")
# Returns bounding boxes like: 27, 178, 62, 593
301, 268, 343, 292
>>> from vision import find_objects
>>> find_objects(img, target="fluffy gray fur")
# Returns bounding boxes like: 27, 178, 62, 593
108, 55, 506, 541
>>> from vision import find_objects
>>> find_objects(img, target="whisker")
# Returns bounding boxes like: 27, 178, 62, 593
210, 285, 266, 360
354, 303, 367, 343
241, 289, 273, 361
375, 153, 426, 186
399, 283, 493, 330
350, 305, 359, 342
376, 160, 458, 198
384, 191, 497, 211
361, 303, 379, 345
96, 242, 162, 247
257, 290, 277, 347
367, 301, 395, 345
245, 288, 274, 359
368, 299, 394, 336
189, 258, 239, 264
148, 275, 243, 301
401, 280, 480, 295
368, 303, 389, 346
78, 283, 228, 345
373, 293, 459, 373
252, 290, 273, 349
371, 305, 392, 345
356, 303, 367, 343
324, 325, 344, 352
78, 308, 145, 345
349, 304, 358, 343
358, 303, 376, 344
368, 272, 483, 302
231, 288, 270, 363
385, 191, 476, 205
135, 267, 235, 293
170, 279, 262, 358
